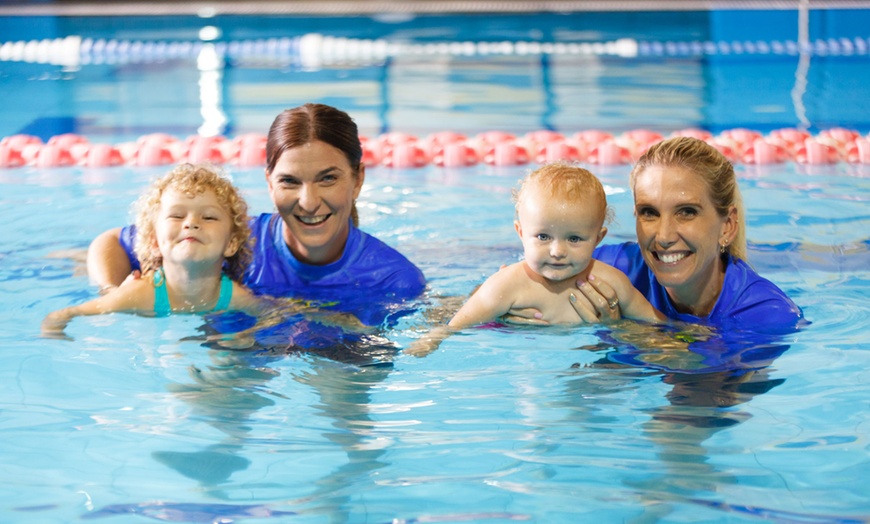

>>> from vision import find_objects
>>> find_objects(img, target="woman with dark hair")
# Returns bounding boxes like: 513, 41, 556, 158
87, 103, 425, 327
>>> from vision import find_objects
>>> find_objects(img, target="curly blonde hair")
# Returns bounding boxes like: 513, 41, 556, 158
133, 163, 252, 281
514, 162, 613, 225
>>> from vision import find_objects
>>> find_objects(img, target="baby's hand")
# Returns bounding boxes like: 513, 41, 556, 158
500, 307, 549, 326
403, 325, 453, 358
404, 337, 441, 358
41, 311, 73, 340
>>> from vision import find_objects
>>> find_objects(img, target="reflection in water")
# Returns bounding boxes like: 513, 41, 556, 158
81, 501, 298, 521
594, 326, 793, 523
150, 320, 397, 520
539, 321, 796, 522
628, 368, 785, 523
154, 362, 279, 489
295, 361, 393, 523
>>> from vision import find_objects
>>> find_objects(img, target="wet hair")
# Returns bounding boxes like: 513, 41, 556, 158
133, 163, 252, 281
265, 103, 363, 226
513, 162, 612, 225
629, 136, 746, 261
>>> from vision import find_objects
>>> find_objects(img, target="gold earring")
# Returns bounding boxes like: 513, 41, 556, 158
719, 240, 728, 254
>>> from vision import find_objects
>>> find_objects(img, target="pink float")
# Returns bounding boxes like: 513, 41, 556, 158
794, 138, 840, 165
79, 143, 125, 167
47, 133, 89, 150
1, 134, 42, 151
719, 128, 763, 154
846, 138, 870, 164
621, 129, 664, 148
705, 138, 739, 162
433, 143, 478, 167
742, 139, 789, 164
421, 132, 467, 159
381, 143, 429, 168
32, 144, 76, 167
185, 138, 226, 164
231, 134, 267, 167
472, 131, 517, 157
0, 144, 25, 168
535, 141, 581, 164
135, 142, 177, 166
795, 139, 841, 164
768, 128, 811, 152
361, 140, 383, 167
378, 132, 418, 147
818, 128, 860, 147
572, 130, 613, 146
426, 131, 466, 144
1, 128, 867, 169
587, 142, 631, 165
524, 130, 565, 146
482, 142, 529, 166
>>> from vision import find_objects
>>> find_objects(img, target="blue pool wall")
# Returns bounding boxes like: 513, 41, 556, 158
2, 8, 870, 140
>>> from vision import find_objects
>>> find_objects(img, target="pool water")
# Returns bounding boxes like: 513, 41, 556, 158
2, 7, 870, 524
3, 158, 869, 523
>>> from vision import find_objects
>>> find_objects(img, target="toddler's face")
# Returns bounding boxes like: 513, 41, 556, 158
154, 187, 237, 268
515, 185, 605, 282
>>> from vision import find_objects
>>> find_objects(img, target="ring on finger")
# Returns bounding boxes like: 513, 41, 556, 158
608, 298, 619, 310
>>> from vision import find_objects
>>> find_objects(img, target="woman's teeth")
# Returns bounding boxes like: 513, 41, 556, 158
658, 252, 687, 263
297, 215, 329, 225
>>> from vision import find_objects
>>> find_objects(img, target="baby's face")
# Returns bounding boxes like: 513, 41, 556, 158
514, 185, 605, 282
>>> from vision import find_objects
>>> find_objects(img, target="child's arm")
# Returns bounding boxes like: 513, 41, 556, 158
405, 267, 516, 357
41, 280, 151, 337
588, 261, 666, 322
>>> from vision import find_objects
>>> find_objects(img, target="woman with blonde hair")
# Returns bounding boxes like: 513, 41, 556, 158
569, 136, 803, 332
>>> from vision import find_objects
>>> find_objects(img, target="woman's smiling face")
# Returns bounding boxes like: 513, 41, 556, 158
266, 140, 364, 265
633, 164, 737, 314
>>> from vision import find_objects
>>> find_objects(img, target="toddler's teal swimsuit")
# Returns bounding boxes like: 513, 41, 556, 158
152, 268, 233, 317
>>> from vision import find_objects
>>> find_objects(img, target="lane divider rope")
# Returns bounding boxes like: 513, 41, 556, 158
1, 33, 869, 67
2, 127, 868, 168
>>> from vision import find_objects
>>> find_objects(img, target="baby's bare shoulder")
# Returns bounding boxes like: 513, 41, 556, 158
588, 259, 628, 280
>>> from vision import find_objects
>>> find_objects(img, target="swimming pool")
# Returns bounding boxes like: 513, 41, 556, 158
2, 6, 870, 524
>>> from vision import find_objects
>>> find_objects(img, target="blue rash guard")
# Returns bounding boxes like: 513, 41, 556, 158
594, 242, 804, 333
593, 242, 805, 374
118, 214, 426, 351
242, 213, 426, 326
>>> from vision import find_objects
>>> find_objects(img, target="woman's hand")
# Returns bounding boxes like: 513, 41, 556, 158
570, 274, 622, 323
99, 270, 142, 295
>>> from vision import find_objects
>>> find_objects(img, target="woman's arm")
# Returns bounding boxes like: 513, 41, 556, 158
86, 227, 134, 292
596, 264, 665, 322
572, 262, 664, 323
